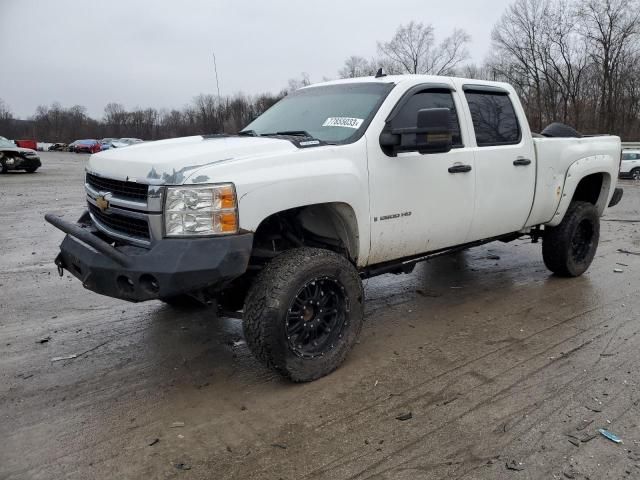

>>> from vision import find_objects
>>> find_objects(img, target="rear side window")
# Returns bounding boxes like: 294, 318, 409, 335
622, 153, 639, 160
465, 91, 521, 146
391, 89, 463, 147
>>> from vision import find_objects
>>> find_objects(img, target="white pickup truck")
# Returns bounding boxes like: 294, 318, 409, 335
47, 74, 623, 382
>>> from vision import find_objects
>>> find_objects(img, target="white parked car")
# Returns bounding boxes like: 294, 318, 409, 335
619, 150, 640, 180
110, 138, 143, 148
46, 74, 623, 382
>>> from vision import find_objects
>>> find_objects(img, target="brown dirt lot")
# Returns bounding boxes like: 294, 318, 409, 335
1, 152, 640, 479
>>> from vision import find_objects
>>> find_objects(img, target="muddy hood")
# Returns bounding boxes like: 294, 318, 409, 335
86, 135, 299, 184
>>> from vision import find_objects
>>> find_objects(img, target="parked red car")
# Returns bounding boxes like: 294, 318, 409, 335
15, 139, 38, 150
74, 139, 101, 154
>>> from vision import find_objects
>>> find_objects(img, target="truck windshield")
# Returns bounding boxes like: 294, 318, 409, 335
242, 83, 393, 143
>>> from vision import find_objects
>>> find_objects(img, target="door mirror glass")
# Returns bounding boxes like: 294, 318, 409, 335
380, 107, 452, 155
415, 108, 452, 153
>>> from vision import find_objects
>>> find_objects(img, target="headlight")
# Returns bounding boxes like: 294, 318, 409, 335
164, 184, 238, 236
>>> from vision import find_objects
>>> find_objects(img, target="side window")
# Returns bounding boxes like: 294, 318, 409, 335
391, 89, 463, 148
464, 91, 521, 146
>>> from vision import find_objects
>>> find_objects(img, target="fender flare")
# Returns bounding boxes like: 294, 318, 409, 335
546, 155, 613, 227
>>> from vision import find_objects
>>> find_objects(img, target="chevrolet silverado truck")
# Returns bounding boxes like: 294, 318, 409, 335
46, 74, 623, 382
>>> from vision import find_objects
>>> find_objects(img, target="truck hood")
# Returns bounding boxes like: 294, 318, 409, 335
86, 135, 299, 184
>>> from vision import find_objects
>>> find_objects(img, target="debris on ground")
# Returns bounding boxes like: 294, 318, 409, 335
487, 254, 501, 260
51, 354, 78, 362
173, 462, 191, 470
577, 419, 594, 431
270, 443, 287, 449
37, 336, 51, 344
416, 289, 441, 298
617, 248, 640, 256
171, 422, 185, 428
505, 459, 525, 471
148, 438, 159, 446
613, 268, 624, 273
49, 341, 109, 363
599, 428, 622, 444
568, 436, 581, 447
563, 467, 578, 478
395, 412, 412, 421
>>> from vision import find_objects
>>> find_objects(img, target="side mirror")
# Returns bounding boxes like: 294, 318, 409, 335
415, 108, 452, 154
380, 107, 453, 156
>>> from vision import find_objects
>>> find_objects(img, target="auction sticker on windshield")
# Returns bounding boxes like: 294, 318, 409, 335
322, 117, 364, 129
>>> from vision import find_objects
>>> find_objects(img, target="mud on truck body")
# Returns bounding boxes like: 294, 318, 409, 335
46, 74, 623, 382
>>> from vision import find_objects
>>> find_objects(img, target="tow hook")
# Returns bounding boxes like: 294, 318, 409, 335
54, 256, 64, 277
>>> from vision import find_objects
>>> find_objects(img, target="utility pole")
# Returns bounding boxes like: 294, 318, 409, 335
212, 51, 222, 106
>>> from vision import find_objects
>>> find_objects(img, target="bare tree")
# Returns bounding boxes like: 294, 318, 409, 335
576, 0, 640, 131
377, 21, 470, 75
338, 56, 375, 78
492, 0, 550, 130
284, 72, 312, 94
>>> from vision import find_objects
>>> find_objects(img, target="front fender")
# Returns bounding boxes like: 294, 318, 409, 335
187, 143, 371, 265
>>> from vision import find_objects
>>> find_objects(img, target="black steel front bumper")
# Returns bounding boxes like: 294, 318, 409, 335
45, 211, 253, 302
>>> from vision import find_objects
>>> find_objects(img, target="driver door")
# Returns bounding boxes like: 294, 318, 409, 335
366, 86, 476, 265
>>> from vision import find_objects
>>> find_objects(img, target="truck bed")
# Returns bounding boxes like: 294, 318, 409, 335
526, 135, 621, 228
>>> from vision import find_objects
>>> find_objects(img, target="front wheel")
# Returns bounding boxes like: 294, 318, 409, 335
243, 248, 364, 382
542, 201, 600, 277
631, 168, 640, 181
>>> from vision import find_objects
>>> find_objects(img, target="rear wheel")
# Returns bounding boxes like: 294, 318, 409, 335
243, 248, 364, 382
542, 201, 600, 277
631, 168, 640, 180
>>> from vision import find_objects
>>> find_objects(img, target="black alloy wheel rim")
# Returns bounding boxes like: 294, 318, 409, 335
571, 219, 594, 263
285, 276, 349, 358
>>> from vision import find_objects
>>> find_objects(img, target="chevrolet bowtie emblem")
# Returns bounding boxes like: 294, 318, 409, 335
95, 194, 111, 211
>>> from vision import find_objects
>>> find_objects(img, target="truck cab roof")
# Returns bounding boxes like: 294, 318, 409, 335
305, 74, 513, 93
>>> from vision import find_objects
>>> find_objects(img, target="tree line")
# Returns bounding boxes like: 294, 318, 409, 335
2, 0, 639, 142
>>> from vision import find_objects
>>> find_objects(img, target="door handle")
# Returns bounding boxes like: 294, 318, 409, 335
448, 164, 472, 173
513, 158, 532, 166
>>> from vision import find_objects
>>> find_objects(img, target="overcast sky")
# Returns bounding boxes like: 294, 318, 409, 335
0, 0, 513, 118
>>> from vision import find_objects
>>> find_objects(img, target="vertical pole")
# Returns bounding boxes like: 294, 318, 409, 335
212, 51, 222, 104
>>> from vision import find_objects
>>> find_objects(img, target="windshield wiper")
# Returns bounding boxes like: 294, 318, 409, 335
238, 130, 260, 137
262, 130, 315, 138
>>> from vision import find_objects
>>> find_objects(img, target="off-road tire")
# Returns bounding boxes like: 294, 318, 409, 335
542, 201, 600, 277
243, 248, 364, 382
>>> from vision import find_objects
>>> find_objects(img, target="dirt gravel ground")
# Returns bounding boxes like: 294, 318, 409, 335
1, 152, 640, 480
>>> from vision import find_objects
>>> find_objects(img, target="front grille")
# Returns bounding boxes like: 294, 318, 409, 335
88, 203, 150, 240
86, 173, 148, 201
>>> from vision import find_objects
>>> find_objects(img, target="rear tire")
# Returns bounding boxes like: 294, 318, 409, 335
243, 248, 364, 382
542, 201, 600, 277
631, 168, 640, 181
